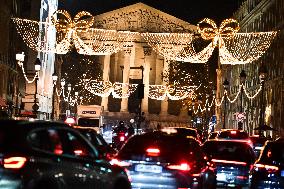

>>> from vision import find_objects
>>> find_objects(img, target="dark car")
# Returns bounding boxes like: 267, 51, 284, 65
0, 120, 130, 189
249, 135, 269, 157
203, 140, 256, 188
74, 126, 117, 160
217, 129, 250, 140
111, 131, 216, 189
250, 140, 284, 189
168, 127, 202, 143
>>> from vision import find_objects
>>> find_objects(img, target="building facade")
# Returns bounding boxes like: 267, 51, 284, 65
221, 0, 284, 137
91, 3, 197, 127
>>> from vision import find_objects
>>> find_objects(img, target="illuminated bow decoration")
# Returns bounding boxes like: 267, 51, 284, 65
197, 18, 240, 46
159, 84, 175, 94
51, 10, 94, 33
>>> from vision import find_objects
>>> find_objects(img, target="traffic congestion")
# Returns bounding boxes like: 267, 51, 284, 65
0, 118, 283, 189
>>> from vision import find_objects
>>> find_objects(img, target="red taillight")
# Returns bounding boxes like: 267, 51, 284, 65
74, 149, 83, 156
254, 163, 279, 173
119, 136, 125, 142
212, 159, 247, 166
3, 157, 27, 169
167, 162, 191, 171
110, 158, 131, 167
230, 130, 237, 134
146, 148, 160, 156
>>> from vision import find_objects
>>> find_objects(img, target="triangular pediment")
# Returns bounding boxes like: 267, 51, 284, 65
93, 2, 197, 33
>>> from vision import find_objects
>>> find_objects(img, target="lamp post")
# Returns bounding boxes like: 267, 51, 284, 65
238, 70, 247, 130
67, 84, 72, 117
258, 63, 268, 136
15, 52, 25, 116
223, 79, 230, 129
32, 58, 41, 116
51, 72, 58, 120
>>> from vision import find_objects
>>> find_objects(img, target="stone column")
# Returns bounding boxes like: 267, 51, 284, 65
101, 55, 110, 112
160, 59, 169, 116
141, 47, 152, 114
120, 45, 135, 112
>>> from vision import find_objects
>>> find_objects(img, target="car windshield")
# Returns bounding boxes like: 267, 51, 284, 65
260, 142, 284, 163
118, 132, 202, 163
203, 141, 255, 163
77, 118, 99, 127
218, 130, 249, 139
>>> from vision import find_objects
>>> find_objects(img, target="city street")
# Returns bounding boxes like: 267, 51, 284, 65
0, 0, 283, 188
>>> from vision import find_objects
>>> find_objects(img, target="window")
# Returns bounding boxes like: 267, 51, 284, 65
28, 129, 63, 155
63, 131, 92, 158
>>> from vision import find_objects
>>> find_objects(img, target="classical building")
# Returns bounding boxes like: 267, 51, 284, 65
220, 0, 284, 136
86, 3, 198, 127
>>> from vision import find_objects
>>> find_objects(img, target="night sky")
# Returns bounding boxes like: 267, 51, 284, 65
58, 0, 246, 25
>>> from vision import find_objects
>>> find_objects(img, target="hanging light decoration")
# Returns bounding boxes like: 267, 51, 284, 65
82, 79, 138, 98
142, 33, 193, 60
12, 10, 137, 55
197, 18, 277, 64
148, 84, 197, 100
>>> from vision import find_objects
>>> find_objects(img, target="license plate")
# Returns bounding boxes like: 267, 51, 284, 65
135, 164, 162, 173
281, 170, 284, 177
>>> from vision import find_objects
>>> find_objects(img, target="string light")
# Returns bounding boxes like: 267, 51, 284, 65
148, 84, 197, 100
82, 79, 138, 98
220, 32, 277, 64
142, 32, 193, 60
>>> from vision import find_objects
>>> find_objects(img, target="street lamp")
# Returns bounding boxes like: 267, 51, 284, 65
238, 70, 247, 130
258, 63, 268, 136
67, 84, 72, 116
32, 58, 41, 116
223, 79, 230, 129
51, 72, 58, 120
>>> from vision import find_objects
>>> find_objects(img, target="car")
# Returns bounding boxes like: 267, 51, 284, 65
162, 127, 202, 143
111, 131, 216, 189
217, 129, 250, 140
249, 135, 269, 157
203, 139, 256, 188
74, 126, 117, 160
0, 119, 130, 189
250, 140, 284, 188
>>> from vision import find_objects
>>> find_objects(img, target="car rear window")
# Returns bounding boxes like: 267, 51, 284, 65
118, 133, 202, 163
218, 131, 249, 139
260, 142, 284, 163
203, 141, 255, 163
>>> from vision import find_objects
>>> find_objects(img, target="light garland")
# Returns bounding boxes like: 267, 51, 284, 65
148, 84, 197, 100
220, 32, 277, 64
197, 18, 277, 64
82, 79, 138, 98
17, 61, 39, 83
142, 33, 193, 60
12, 13, 276, 64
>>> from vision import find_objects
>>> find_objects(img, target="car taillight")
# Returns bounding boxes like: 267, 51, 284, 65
119, 136, 125, 142
212, 159, 247, 166
3, 157, 27, 169
110, 158, 131, 167
167, 162, 191, 171
254, 163, 279, 173
146, 148, 160, 156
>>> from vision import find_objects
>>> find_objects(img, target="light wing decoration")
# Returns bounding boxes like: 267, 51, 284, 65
219, 32, 278, 64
